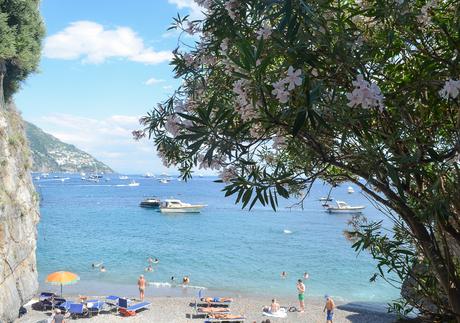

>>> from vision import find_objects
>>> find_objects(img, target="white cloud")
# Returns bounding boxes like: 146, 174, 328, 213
30, 113, 169, 174
168, 0, 205, 19
145, 78, 165, 86
43, 21, 173, 65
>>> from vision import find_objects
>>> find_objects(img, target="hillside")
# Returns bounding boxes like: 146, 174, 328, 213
25, 121, 113, 173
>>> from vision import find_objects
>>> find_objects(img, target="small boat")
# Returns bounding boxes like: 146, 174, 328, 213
119, 175, 129, 180
144, 172, 155, 178
159, 199, 206, 213
128, 180, 140, 187
347, 186, 354, 194
34, 176, 40, 180
140, 197, 161, 208
159, 178, 170, 184
325, 201, 365, 214
319, 197, 333, 202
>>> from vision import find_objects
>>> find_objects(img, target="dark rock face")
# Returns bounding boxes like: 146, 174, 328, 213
0, 105, 40, 322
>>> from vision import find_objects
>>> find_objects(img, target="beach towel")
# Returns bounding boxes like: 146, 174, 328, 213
119, 308, 136, 316
262, 307, 287, 318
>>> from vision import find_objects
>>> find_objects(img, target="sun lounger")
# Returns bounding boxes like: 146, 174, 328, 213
204, 313, 246, 322
86, 300, 105, 316
198, 307, 231, 314
39, 292, 56, 301
117, 298, 151, 316
68, 303, 89, 318
105, 295, 120, 306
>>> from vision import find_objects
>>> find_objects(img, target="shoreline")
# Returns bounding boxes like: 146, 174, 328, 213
19, 294, 397, 323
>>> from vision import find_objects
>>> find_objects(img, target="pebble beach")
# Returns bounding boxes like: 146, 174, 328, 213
18, 295, 397, 323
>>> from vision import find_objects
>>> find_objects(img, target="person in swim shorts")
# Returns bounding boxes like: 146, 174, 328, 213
296, 279, 305, 312
323, 295, 335, 322
138, 275, 146, 301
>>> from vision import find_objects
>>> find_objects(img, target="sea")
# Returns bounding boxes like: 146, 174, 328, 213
33, 173, 399, 306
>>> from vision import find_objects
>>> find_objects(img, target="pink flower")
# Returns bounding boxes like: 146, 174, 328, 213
346, 74, 385, 111
165, 115, 181, 137
284, 66, 302, 91
220, 38, 229, 53
219, 166, 237, 182
271, 80, 290, 104
256, 24, 272, 40
439, 79, 460, 99
224, 0, 238, 20
132, 130, 146, 141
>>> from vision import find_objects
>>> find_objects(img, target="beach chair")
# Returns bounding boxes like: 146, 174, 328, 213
117, 298, 151, 316
200, 297, 233, 307
68, 303, 89, 318
86, 299, 105, 316
39, 292, 56, 301
203, 313, 246, 323
105, 295, 120, 307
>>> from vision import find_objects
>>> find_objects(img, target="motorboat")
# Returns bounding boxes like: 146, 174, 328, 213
319, 197, 333, 202
347, 186, 355, 194
139, 197, 161, 208
325, 201, 365, 214
128, 180, 140, 187
159, 178, 170, 184
119, 175, 129, 180
159, 199, 206, 213
144, 173, 155, 178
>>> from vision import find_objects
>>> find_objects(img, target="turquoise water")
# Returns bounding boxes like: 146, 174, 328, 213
35, 174, 399, 303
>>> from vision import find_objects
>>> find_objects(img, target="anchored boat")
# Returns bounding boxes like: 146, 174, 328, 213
325, 201, 365, 214
159, 199, 206, 213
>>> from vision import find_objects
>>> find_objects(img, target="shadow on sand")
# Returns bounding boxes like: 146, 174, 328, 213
338, 302, 397, 323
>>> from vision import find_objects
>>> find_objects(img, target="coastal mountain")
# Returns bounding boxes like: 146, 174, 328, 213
25, 121, 114, 173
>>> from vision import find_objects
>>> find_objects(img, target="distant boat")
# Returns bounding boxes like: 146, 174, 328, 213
119, 175, 129, 180
325, 201, 364, 214
41, 173, 49, 178
159, 178, 170, 184
128, 180, 140, 187
159, 199, 206, 213
80, 172, 86, 177
319, 197, 333, 202
34, 176, 40, 180
144, 173, 155, 178
347, 186, 354, 194
139, 197, 161, 208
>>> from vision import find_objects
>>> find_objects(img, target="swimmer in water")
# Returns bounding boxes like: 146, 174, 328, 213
303, 272, 309, 280
281, 271, 287, 279
182, 276, 190, 285
100, 266, 106, 272
145, 265, 153, 272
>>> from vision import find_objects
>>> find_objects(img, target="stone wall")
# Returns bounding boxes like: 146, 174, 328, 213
0, 103, 40, 322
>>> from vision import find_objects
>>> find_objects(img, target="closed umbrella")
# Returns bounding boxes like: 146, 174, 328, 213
45, 271, 79, 296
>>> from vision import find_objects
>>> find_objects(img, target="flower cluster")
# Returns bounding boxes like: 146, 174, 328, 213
233, 79, 258, 121
256, 23, 272, 40
219, 166, 237, 182
439, 79, 460, 100
346, 74, 385, 111
224, 0, 238, 20
417, 0, 436, 26
271, 66, 303, 104
198, 154, 225, 171
164, 115, 181, 137
132, 130, 146, 141
272, 131, 288, 150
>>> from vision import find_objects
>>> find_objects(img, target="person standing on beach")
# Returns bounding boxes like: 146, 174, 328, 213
323, 295, 335, 323
138, 275, 146, 301
296, 279, 305, 312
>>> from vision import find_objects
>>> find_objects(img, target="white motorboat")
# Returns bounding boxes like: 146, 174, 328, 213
144, 172, 155, 178
119, 175, 129, 180
159, 199, 206, 213
325, 201, 365, 214
159, 178, 170, 184
128, 180, 140, 187
347, 186, 355, 194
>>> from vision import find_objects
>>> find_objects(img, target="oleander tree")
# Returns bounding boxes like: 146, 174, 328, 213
136, 0, 460, 320
0, 0, 45, 103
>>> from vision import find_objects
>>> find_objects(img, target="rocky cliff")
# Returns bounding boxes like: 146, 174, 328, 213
0, 103, 40, 322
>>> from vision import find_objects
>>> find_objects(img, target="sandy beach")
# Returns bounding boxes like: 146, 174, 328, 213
17, 295, 397, 323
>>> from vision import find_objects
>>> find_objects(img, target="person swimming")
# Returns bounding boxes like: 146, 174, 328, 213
100, 266, 106, 272
303, 272, 309, 280
281, 271, 287, 279
145, 265, 153, 272
182, 276, 190, 285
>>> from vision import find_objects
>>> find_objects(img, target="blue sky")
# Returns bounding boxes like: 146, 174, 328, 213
15, 0, 204, 174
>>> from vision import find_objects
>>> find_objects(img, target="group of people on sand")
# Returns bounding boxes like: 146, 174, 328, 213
296, 278, 336, 322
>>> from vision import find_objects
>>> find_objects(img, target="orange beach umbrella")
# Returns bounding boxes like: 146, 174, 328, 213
45, 271, 79, 296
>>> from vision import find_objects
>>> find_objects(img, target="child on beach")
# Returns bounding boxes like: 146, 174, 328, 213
323, 295, 335, 323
